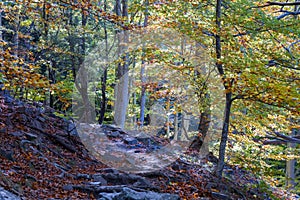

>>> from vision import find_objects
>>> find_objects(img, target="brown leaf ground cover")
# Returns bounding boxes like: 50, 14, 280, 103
0, 94, 297, 199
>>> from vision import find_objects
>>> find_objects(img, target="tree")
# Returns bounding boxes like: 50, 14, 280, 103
1, 0, 299, 189
113, 0, 130, 128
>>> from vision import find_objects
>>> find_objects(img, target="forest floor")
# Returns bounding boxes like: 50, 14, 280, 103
0, 93, 298, 200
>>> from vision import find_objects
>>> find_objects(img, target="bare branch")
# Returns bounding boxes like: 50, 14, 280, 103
268, 131, 300, 144
262, 139, 286, 145
252, 1, 300, 9
277, 10, 300, 19
267, 1, 300, 6
255, 132, 300, 145
288, 40, 300, 51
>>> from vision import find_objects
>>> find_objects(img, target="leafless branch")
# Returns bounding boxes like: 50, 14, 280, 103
277, 10, 300, 19
266, 131, 300, 144
267, 1, 300, 6
255, 132, 300, 145
254, 1, 300, 8
288, 40, 300, 51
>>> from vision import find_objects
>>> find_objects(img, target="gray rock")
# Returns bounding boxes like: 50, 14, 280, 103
25, 133, 38, 140
0, 128, 7, 133
67, 121, 78, 136
10, 131, 25, 137
25, 107, 39, 116
62, 184, 73, 191
98, 187, 180, 200
0, 187, 21, 200
37, 116, 46, 123
76, 173, 90, 179
211, 192, 232, 200
96, 168, 119, 174
0, 148, 14, 161
124, 137, 138, 145
92, 174, 108, 185
107, 131, 120, 138
29, 119, 44, 132
18, 114, 27, 124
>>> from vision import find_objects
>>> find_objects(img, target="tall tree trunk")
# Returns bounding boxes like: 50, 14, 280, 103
139, 61, 146, 126
75, 11, 95, 123
216, 93, 231, 177
48, 61, 55, 107
0, 9, 3, 90
13, 10, 19, 59
67, 10, 77, 82
139, 0, 149, 127
215, 0, 233, 178
114, 0, 129, 128
42, 0, 52, 106
0, 9, 3, 55
114, 50, 129, 128
13, 7, 21, 98
98, 0, 108, 124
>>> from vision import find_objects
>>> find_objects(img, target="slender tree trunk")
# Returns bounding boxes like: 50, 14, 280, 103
216, 93, 232, 177
174, 112, 178, 139
130, 56, 137, 128
295, 0, 300, 19
67, 10, 77, 82
48, 61, 55, 107
14, 7, 21, 98
99, 0, 108, 124
14, 11, 19, 59
181, 112, 190, 141
99, 60, 108, 124
75, 11, 95, 123
166, 98, 171, 137
115, 0, 121, 16
0, 9, 3, 55
139, 0, 149, 127
215, 0, 233, 178
0, 9, 3, 91
42, 0, 52, 106
286, 128, 297, 190
139, 61, 146, 126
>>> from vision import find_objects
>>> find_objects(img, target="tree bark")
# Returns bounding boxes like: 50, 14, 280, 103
286, 128, 297, 190
0, 9, 3, 55
98, 0, 108, 124
215, 0, 233, 178
75, 10, 95, 123
216, 93, 232, 177
113, 0, 129, 128
139, 0, 149, 127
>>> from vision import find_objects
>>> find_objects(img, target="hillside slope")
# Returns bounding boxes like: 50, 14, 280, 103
0, 92, 297, 200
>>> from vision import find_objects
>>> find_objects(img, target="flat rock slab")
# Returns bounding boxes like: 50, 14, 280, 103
0, 187, 21, 200
98, 187, 180, 200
